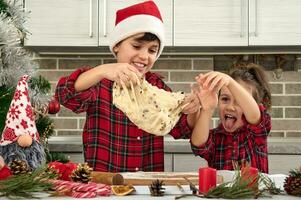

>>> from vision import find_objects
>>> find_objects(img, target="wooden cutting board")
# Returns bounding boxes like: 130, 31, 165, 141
121, 172, 222, 185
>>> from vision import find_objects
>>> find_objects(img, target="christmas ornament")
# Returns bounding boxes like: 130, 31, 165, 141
0, 75, 45, 171
9, 159, 30, 175
149, 179, 165, 196
48, 98, 60, 114
284, 169, 301, 196
111, 185, 135, 196
44, 164, 59, 179
48, 161, 78, 181
70, 163, 93, 183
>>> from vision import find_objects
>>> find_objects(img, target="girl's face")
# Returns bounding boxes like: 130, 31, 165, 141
113, 33, 160, 75
218, 80, 254, 133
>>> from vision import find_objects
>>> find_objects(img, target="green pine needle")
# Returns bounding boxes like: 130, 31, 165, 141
0, 167, 56, 199
28, 76, 51, 95
47, 152, 70, 164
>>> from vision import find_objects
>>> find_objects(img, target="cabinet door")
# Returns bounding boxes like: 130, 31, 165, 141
98, 0, 172, 46
249, 0, 301, 45
24, 0, 98, 46
174, 0, 248, 46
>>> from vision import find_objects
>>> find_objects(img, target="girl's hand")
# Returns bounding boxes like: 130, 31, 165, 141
99, 63, 142, 85
197, 71, 232, 92
195, 84, 218, 111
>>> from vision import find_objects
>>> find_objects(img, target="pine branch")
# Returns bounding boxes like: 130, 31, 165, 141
0, 167, 55, 199
28, 76, 51, 95
259, 173, 283, 195
0, 0, 8, 14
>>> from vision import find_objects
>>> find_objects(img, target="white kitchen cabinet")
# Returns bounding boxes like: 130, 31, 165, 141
24, 0, 301, 47
174, 0, 249, 46
24, 0, 98, 46
249, 0, 301, 45
98, 0, 172, 46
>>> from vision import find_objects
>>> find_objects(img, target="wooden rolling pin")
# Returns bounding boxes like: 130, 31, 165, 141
91, 171, 124, 185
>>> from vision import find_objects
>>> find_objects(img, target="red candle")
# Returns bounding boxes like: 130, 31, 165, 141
198, 167, 217, 194
241, 166, 259, 190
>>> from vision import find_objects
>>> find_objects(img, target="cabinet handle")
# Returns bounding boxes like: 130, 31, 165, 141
254, 0, 258, 37
103, 0, 107, 37
240, 0, 244, 37
89, 0, 93, 37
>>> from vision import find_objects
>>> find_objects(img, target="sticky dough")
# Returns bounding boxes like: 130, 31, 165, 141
112, 76, 186, 136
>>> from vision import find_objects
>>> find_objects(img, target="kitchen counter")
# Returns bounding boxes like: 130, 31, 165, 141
30, 194, 301, 200
5, 173, 300, 200
48, 136, 301, 174
48, 136, 301, 154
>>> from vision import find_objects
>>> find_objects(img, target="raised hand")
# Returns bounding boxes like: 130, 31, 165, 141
100, 63, 142, 86
194, 83, 218, 111
197, 71, 232, 92
182, 92, 200, 114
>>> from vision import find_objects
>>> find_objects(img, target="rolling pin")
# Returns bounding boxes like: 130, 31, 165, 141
91, 171, 124, 185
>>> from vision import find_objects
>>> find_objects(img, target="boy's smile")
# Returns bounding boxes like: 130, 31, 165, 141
113, 33, 160, 75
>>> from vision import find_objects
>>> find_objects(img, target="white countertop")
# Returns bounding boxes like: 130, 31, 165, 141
48, 136, 301, 154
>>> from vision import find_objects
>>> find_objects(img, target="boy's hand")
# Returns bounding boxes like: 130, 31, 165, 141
100, 63, 142, 86
182, 92, 200, 114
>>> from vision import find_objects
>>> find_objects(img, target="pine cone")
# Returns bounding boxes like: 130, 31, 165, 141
44, 165, 59, 179
70, 163, 92, 183
284, 169, 301, 196
149, 179, 165, 196
9, 160, 30, 175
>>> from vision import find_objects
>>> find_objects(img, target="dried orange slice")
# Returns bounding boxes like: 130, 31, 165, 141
111, 185, 135, 196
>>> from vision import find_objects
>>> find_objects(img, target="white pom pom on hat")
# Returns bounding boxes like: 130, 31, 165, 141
109, 1, 165, 60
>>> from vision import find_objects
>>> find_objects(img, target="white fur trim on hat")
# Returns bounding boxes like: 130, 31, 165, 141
109, 14, 165, 60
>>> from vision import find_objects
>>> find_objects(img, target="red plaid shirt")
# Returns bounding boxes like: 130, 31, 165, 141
191, 105, 271, 173
55, 67, 192, 172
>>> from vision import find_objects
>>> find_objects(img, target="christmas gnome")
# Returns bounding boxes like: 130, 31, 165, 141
0, 75, 45, 170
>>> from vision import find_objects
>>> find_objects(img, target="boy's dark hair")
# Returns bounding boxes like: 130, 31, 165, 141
229, 63, 272, 110
135, 32, 160, 42
115, 32, 160, 55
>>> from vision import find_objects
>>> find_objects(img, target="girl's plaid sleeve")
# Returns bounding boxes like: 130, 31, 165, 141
55, 67, 98, 113
190, 130, 215, 162
247, 105, 271, 137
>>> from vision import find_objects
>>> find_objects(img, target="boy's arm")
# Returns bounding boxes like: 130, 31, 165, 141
227, 79, 260, 124
74, 63, 141, 92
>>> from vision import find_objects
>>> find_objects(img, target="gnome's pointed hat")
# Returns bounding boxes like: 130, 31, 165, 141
0, 75, 40, 145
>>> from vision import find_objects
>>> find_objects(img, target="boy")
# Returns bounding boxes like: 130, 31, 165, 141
55, 1, 199, 172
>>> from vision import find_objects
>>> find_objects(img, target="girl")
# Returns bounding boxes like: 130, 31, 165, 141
191, 63, 271, 173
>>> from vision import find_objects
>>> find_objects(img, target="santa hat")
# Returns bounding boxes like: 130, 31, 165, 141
0, 75, 39, 146
109, 0, 165, 59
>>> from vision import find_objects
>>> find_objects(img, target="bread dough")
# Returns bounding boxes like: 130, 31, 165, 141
112, 78, 186, 136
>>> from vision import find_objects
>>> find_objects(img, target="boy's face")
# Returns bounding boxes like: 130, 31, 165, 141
113, 33, 160, 75
218, 81, 253, 133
